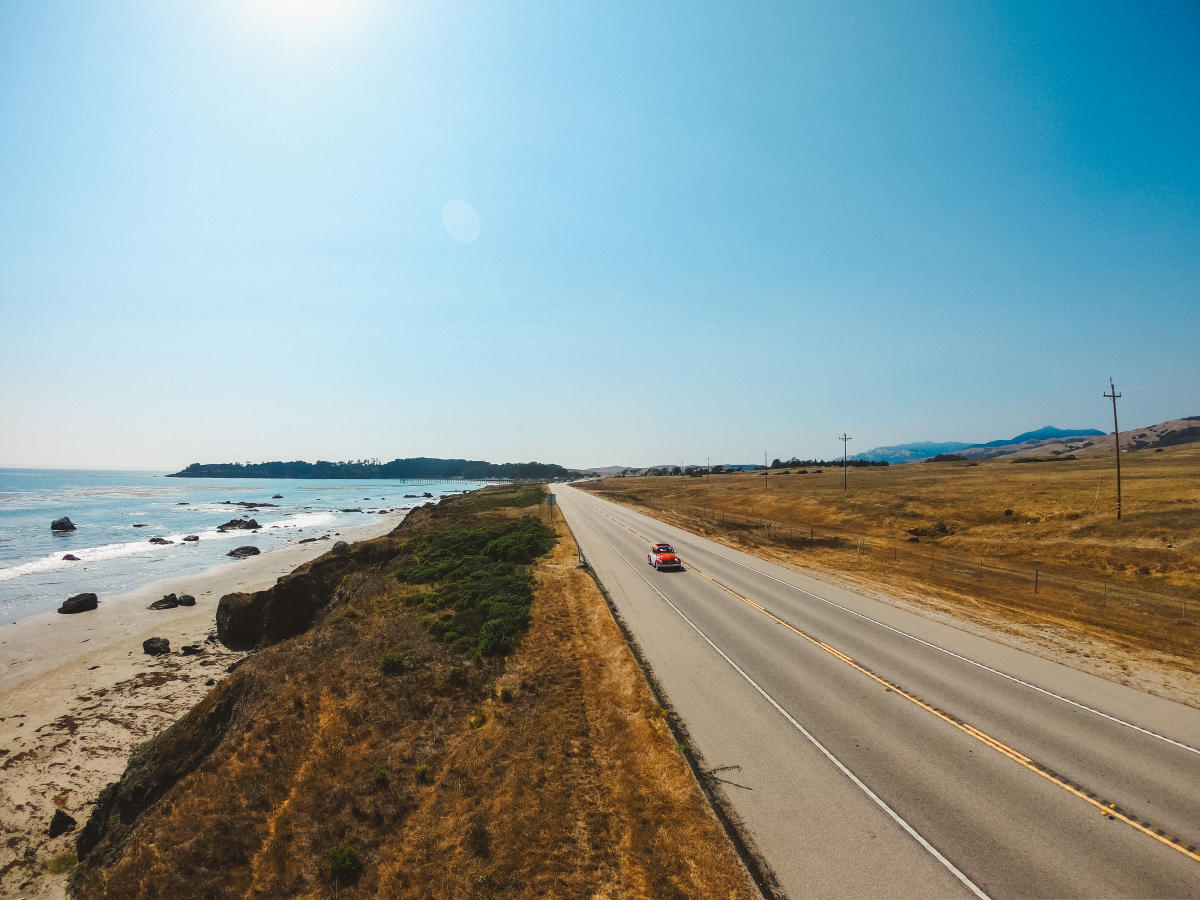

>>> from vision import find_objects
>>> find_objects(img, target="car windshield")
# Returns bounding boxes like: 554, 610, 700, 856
656, 546, 673, 553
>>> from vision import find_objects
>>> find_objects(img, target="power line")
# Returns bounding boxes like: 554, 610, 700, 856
1103, 378, 1122, 520
838, 433, 852, 492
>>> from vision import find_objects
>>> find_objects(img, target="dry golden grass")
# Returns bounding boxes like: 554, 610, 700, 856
69, 487, 754, 899
582, 443, 1200, 672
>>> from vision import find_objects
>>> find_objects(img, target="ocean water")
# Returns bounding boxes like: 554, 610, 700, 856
0, 469, 490, 625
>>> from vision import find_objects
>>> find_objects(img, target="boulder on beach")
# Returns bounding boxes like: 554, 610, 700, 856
58, 593, 98, 614
49, 809, 77, 838
180, 643, 203, 655
51, 517, 76, 532
62, 553, 81, 561
148, 594, 179, 610
143, 637, 170, 656
182, 535, 200, 542
217, 518, 260, 532
177, 594, 196, 606
227, 545, 261, 558
148, 537, 174, 545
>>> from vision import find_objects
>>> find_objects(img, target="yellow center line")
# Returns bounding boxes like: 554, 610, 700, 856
606, 507, 1200, 865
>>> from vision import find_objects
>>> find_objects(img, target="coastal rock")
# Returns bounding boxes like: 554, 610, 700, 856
58, 593, 98, 614
341, 508, 362, 513
51, 517, 77, 532
133, 523, 148, 528
216, 593, 263, 648
143, 637, 170, 656
176, 501, 189, 505
422, 492, 433, 498
227, 545, 260, 558
148, 537, 174, 545
217, 518, 260, 532
177, 594, 196, 606
332, 541, 349, 555
148, 594, 179, 610
182, 535, 200, 542
63, 553, 81, 561
272, 494, 283, 499
180, 644, 203, 656
215, 537, 395, 649
49, 809, 77, 838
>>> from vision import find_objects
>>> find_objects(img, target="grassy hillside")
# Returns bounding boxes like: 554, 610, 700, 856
69, 486, 755, 899
582, 443, 1200, 675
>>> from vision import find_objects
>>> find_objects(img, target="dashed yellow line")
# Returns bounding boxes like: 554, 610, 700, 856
610, 510, 1200, 865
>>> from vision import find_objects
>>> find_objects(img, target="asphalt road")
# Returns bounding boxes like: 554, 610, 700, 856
555, 484, 1200, 899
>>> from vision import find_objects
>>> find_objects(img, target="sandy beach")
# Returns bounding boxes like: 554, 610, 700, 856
0, 512, 407, 900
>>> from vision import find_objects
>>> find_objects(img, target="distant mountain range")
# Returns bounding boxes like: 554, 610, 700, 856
852, 418, 1200, 465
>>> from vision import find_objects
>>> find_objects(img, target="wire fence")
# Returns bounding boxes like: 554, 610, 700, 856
667, 502, 1197, 650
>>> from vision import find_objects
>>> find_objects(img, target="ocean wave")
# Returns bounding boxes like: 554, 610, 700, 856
0, 510, 342, 583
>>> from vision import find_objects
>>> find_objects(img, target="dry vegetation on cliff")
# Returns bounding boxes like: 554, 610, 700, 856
68, 486, 754, 899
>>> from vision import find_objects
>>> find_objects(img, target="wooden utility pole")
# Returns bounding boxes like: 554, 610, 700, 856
838, 433, 852, 492
1104, 378, 1122, 520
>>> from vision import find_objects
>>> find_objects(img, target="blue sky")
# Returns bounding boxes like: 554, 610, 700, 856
2, 0, 1197, 469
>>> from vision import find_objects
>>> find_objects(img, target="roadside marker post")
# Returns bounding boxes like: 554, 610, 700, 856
547, 492, 556, 522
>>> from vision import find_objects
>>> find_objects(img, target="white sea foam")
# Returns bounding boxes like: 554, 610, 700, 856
0, 511, 342, 583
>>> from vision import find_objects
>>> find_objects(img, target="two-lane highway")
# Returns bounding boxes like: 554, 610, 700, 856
556, 484, 1200, 899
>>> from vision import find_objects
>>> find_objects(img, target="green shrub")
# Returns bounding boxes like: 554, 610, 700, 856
46, 850, 77, 875
328, 842, 363, 885
378, 649, 407, 675
395, 516, 555, 655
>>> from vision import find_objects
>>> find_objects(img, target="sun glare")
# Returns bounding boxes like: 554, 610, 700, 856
243, 0, 375, 42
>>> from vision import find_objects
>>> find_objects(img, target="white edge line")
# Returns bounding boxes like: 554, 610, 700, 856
579, 514, 991, 900
577, 488, 1200, 758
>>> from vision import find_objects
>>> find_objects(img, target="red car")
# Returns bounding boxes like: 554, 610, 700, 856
648, 543, 682, 570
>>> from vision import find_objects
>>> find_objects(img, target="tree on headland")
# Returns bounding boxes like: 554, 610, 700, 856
169, 457, 569, 480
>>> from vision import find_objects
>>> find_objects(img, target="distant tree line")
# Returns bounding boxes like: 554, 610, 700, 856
770, 457, 889, 469
634, 458, 888, 478
168, 457, 569, 480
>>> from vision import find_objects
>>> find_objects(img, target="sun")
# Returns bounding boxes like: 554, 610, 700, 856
243, 0, 375, 41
